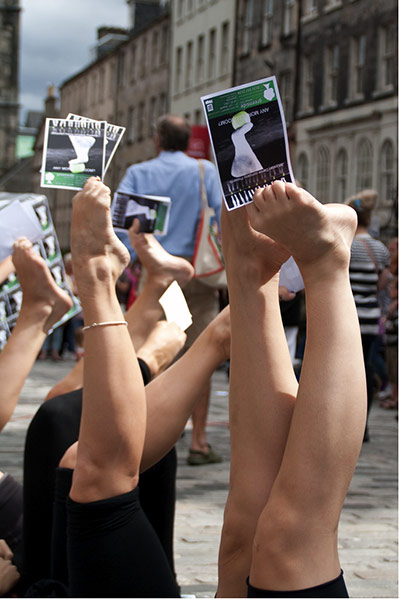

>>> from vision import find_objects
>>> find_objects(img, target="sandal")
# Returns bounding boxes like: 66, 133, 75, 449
187, 445, 223, 466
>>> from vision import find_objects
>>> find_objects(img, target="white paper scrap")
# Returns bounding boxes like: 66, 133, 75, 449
279, 256, 304, 293
159, 281, 192, 332
0, 201, 44, 262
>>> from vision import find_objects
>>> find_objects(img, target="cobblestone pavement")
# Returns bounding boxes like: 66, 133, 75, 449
1, 359, 397, 598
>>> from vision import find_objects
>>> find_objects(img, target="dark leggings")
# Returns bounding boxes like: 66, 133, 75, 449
361, 333, 377, 438
50, 468, 179, 598
247, 570, 348, 597
22, 359, 177, 592
0, 472, 23, 570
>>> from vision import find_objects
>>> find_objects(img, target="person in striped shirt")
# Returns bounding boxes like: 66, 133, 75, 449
345, 190, 390, 441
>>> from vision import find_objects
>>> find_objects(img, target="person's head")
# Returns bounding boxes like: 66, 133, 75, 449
345, 189, 378, 228
156, 114, 191, 152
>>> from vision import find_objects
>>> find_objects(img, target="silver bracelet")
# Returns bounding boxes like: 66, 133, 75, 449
82, 320, 128, 332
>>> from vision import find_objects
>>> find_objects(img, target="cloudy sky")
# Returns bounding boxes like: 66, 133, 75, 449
19, 0, 130, 122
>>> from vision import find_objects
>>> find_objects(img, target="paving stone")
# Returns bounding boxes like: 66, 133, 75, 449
2, 362, 397, 598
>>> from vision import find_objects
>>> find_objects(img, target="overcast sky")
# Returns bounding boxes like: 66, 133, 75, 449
19, 0, 130, 122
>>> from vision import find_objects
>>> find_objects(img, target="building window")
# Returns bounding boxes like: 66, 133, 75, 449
99, 66, 105, 103
242, 0, 254, 54
208, 28, 217, 80
185, 40, 193, 89
351, 35, 366, 97
160, 26, 169, 65
152, 31, 159, 70
130, 45, 137, 82
261, 0, 273, 46
127, 107, 135, 143
186, 0, 194, 16
303, 0, 317, 17
177, 0, 184, 20
316, 146, 330, 203
325, 45, 339, 105
140, 38, 147, 78
81, 80, 88, 111
378, 24, 395, 89
194, 108, 202, 124
91, 72, 98, 106
301, 55, 314, 111
282, 0, 295, 36
108, 61, 116, 98
325, 0, 342, 8
149, 97, 157, 137
280, 71, 292, 123
336, 149, 348, 203
297, 153, 309, 190
380, 140, 395, 205
160, 92, 167, 116
137, 101, 145, 141
175, 46, 183, 92
197, 34, 205, 82
355, 137, 373, 190
118, 51, 126, 87
220, 21, 230, 75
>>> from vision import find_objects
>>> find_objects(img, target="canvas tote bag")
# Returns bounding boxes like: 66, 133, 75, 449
192, 160, 227, 289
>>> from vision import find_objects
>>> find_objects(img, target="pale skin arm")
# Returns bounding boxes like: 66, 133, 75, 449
61, 180, 230, 497
0, 256, 15, 285
0, 539, 19, 596
217, 182, 366, 596
141, 305, 230, 472
217, 203, 297, 597
0, 240, 72, 431
68, 178, 146, 503
62, 305, 230, 475
45, 226, 194, 401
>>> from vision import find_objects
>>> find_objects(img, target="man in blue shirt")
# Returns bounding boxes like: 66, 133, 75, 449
118, 115, 222, 257
117, 114, 224, 466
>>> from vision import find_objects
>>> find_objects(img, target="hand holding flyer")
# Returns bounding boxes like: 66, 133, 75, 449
40, 115, 125, 192
0, 201, 43, 263
112, 192, 171, 235
0, 194, 82, 350
201, 76, 294, 211
66, 114, 125, 175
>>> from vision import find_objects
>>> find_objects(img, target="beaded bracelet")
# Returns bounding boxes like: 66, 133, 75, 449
82, 320, 128, 332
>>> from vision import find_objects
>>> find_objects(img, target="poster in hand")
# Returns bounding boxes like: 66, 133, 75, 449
112, 192, 171, 235
41, 118, 107, 191
201, 76, 294, 211
0, 193, 81, 350
66, 113, 125, 175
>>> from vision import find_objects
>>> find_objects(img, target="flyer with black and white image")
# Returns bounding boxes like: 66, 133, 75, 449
41, 118, 107, 191
66, 113, 125, 175
112, 191, 171, 235
201, 76, 294, 211
0, 193, 82, 350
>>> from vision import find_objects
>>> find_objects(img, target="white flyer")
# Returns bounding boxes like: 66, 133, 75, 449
201, 76, 294, 211
159, 281, 192, 332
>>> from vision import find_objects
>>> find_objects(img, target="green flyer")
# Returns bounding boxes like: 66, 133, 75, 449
201, 76, 294, 211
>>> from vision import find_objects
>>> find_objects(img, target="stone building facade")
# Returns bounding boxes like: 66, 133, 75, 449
234, 0, 300, 128
55, 3, 170, 249
234, 0, 397, 236
0, 0, 20, 181
4, 0, 396, 247
169, 0, 236, 125
295, 0, 397, 237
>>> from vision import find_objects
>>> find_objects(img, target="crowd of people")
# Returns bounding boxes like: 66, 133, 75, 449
0, 114, 396, 598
